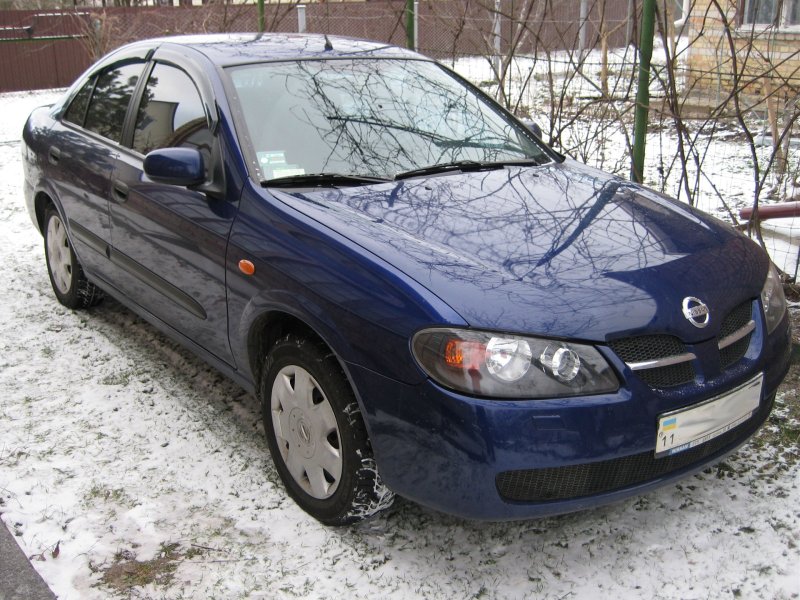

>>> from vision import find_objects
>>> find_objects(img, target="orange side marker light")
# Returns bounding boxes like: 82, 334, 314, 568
238, 259, 255, 276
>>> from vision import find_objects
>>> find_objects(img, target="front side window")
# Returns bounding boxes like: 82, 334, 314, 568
227, 59, 548, 181
132, 63, 208, 155
84, 62, 144, 144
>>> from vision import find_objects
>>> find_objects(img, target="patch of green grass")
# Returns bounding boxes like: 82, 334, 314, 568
183, 546, 206, 560
100, 371, 132, 386
99, 542, 185, 594
83, 485, 134, 507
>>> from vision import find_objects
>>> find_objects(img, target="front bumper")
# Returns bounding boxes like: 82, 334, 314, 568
349, 311, 791, 520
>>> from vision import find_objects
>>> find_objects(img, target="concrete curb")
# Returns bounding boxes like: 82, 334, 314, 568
0, 519, 56, 600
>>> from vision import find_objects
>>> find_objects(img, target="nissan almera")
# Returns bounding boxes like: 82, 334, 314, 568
22, 34, 791, 524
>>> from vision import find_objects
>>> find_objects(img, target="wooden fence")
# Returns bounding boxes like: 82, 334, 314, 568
0, 1, 635, 93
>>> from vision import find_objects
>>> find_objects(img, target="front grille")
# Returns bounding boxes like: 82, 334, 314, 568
608, 335, 695, 388
496, 394, 773, 503
719, 301, 753, 338
608, 300, 756, 389
720, 336, 751, 369
718, 301, 754, 369
609, 335, 685, 363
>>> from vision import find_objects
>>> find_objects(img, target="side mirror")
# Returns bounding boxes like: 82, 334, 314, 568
521, 119, 543, 139
143, 148, 205, 187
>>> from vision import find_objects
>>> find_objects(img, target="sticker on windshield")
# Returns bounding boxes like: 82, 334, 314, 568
257, 151, 287, 166
257, 151, 304, 179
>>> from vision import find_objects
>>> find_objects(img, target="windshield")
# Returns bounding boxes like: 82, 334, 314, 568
226, 58, 549, 182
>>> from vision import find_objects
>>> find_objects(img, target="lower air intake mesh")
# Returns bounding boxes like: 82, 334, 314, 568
495, 394, 773, 503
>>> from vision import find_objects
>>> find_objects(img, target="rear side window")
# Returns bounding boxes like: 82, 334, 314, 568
63, 78, 94, 126
84, 62, 144, 144
133, 63, 207, 155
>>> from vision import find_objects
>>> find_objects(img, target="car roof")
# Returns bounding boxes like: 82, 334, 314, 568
139, 33, 423, 66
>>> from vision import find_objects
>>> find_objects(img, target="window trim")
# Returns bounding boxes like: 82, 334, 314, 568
149, 44, 220, 135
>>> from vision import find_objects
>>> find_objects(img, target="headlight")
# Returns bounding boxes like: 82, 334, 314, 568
761, 263, 787, 334
411, 328, 619, 399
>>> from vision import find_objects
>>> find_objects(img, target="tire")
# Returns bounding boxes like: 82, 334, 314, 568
260, 334, 395, 525
43, 205, 103, 309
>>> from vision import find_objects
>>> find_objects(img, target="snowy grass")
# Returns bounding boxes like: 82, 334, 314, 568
1, 90, 799, 600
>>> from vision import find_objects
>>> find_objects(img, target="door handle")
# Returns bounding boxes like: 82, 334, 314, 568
48, 146, 61, 165
112, 180, 129, 202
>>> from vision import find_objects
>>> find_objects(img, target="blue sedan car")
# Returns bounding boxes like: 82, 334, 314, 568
22, 34, 791, 525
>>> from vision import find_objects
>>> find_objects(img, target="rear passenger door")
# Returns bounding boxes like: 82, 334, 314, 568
109, 60, 236, 365
51, 60, 145, 280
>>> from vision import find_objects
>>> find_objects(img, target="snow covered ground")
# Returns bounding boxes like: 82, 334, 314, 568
1, 90, 799, 600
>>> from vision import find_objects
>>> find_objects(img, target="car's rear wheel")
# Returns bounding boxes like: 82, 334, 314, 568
43, 206, 103, 309
260, 334, 394, 525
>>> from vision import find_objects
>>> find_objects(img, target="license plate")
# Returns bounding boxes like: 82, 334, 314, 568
655, 373, 763, 458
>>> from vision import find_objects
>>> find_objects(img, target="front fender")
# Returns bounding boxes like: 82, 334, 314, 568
225, 184, 467, 388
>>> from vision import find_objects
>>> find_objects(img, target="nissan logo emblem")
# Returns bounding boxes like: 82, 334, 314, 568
682, 296, 710, 328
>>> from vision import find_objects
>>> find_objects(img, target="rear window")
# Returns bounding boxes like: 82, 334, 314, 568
63, 78, 94, 126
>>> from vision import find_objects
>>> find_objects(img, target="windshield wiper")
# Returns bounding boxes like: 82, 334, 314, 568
264, 173, 392, 188
394, 158, 541, 181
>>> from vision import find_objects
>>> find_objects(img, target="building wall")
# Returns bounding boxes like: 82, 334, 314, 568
686, 0, 800, 102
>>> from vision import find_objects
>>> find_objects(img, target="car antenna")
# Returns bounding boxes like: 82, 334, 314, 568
324, 34, 333, 51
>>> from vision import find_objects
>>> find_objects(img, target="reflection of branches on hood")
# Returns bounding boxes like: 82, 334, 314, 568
534, 181, 621, 268
343, 164, 664, 294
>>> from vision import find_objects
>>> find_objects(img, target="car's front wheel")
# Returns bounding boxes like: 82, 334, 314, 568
43, 205, 103, 309
260, 334, 394, 525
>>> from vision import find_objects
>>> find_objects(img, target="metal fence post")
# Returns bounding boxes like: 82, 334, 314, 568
579, 0, 589, 53
626, 0, 635, 44
414, 0, 419, 51
631, 0, 655, 183
405, 0, 414, 49
492, 0, 501, 76
297, 4, 306, 33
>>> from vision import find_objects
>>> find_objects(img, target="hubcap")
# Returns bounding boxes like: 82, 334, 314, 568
46, 215, 73, 295
271, 365, 342, 499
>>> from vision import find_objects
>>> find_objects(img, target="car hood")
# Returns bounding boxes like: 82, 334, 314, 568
270, 160, 767, 343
